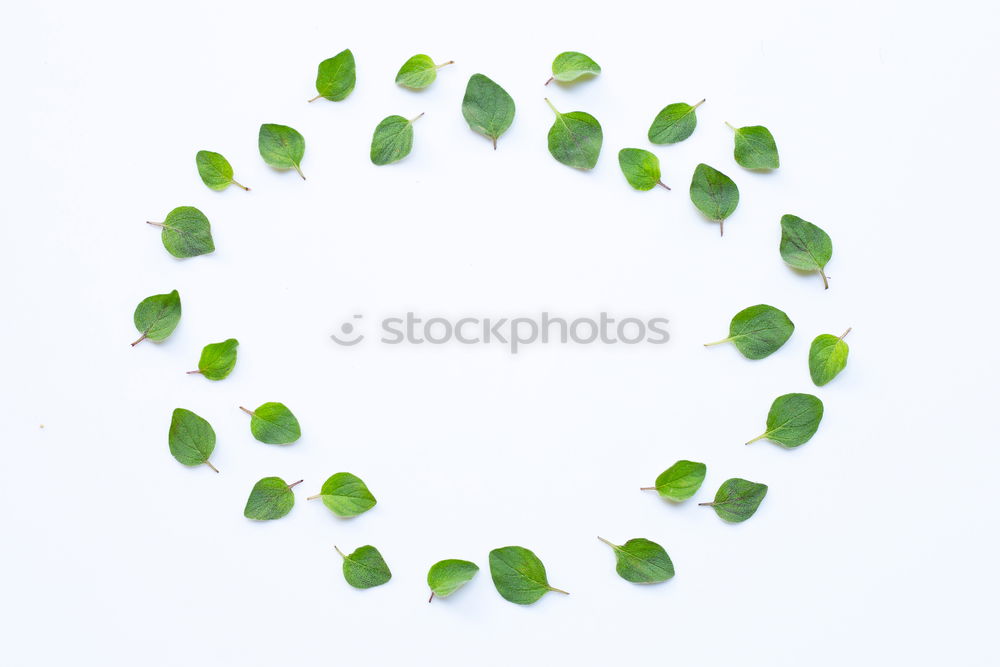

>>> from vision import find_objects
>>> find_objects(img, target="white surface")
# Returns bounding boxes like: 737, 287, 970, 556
2, 1, 998, 664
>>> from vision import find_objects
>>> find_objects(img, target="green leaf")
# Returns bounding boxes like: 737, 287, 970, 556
190, 338, 238, 381
598, 537, 674, 584
547, 51, 601, 84
809, 329, 851, 386
545, 98, 602, 169
307, 472, 376, 517
310, 49, 355, 102
132, 289, 181, 346
395, 54, 453, 89
244, 477, 301, 520
258, 123, 306, 179
461, 74, 515, 149
489, 546, 568, 605
700, 478, 768, 522
370, 113, 423, 165
195, 150, 249, 191
648, 99, 704, 144
168, 408, 217, 472
642, 460, 706, 501
748, 393, 824, 447
704, 304, 794, 360
728, 123, 779, 170
241, 402, 301, 445
427, 559, 479, 602
336, 545, 392, 589
689, 164, 739, 235
147, 206, 214, 258
618, 148, 669, 191
780, 214, 833, 289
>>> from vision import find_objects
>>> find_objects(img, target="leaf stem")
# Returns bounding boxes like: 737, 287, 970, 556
307, 94, 322, 103
543, 97, 560, 116
719, 219, 725, 237
428, 591, 435, 603
231, 179, 250, 191
692, 98, 706, 109
435, 60, 454, 69
186, 369, 202, 375
288, 480, 303, 489
657, 180, 672, 191
204, 460, 219, 473
130, 333, 147, 347
725, 121, 737, 131
548, 586, 570, 595
819, 269, 829, 289
146, 221, 164, 228
239, 406, 255, 416
307, 493, 321, 500
746, 433, 768, 445
698, 501, 715, 507
703, 337, 732, 347
410, 112, 425, 123
839, 327, 853, 340
639, 486, 657, 491
293, 164, 306, 180
334, 546, 346, 559
492, 136, 497, 150
597, 536, 617, 548
544, 76, 554, 86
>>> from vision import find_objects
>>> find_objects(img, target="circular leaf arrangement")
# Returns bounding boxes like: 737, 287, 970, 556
133, 49, 849, 604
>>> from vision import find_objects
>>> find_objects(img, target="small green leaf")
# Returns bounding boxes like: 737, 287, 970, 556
395, 54, 453, 89
700, 478, 768, 522
489, 546, 568, 605
310, 49, 356, 102
461, 74, 515, 149
147, 206, 214, 258
132, 289, 181, 346
642, 460, 706, 501
336, 545, 392, 589
241, 402, 301, 445
258, 123, 306, 179
545, 98, 602, 169
728, 123, 779, 170
748, 393, 824, 447
809, 329, 851, 386
168, 408, 217, 472
370, 113, 423, 165
598, 537, 674, 584
547, 51, 601, 85
244, 477, 301, 520
427, 559, 479, 602
780, 214, 833, 289
618, 148, 669, 191
648, 99, 704, 144
704, 304, 794, 360
195, 150, 249, 191
307, 472, 376, 517
189, 338, 238, 380
689, 164, 739, 235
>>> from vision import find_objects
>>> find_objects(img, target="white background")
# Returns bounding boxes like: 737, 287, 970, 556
2, 1, 998, 664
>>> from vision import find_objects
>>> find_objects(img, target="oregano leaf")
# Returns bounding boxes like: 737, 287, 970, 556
195, 150, 249, 191
727, 123, 779, 170
461, 74, 515, 149
704, 304, 795, 360
427, 559, 479, 602
370, 113, 423, 165
258, 123, 306, 179
395, 54, 453, 89
489, 546, 568, 605
648, 99, 704, 144
809, 329, 851, 386
747, 393, 824, 447
779, 214, 833, 289
700, 478, 768, 522
336, 545, 392, 589
618, 148, 669, 191
545, 98, 602, 169
189, 338, 238, 381
146, 206, 215, 258
307, 472, 376, 517
598, 537, 674, 584
168, 408, 217, 472
546, 51, 601, 85
309, 49, 356, 102
244, 477, 301, 520
641, 460, 706, 501
132, 289, 181, 346
689, 164, 739, 235
240, 402, 301, 445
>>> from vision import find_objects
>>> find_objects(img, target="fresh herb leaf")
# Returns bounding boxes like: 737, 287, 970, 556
689, 164, 739, 235
545, 98, 602, 169
747, 393, 824, 447
258, 123, 306, 179
648, 99, 704, 144
700, 478, 768, 522
195, 150, 249, 191
146, 206, 214, 258
309, 49, 356, 102
780, 214, 833, 289
336, 545, 392, 589
307, 472, 376, 517
370, 113, 423, 165
727, 123, 779, 169
809, 329, 851, 386
461, 74, 515, 149
188, 338, 238, 380
240, 402, 301, 445
598, 537, 674, 584
427, 559, 479, 602
395, 54, 453, 89
168, 408, 217, 472
641, 460, 706, 501
244, 477, 301, 520
704, 304, 794, 360
489, 546, 568, 605
132, 290, 181, 346
618, 148, 669, 190
546, 51, 601, 85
